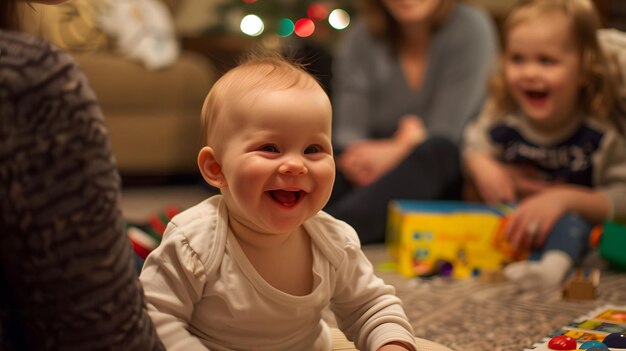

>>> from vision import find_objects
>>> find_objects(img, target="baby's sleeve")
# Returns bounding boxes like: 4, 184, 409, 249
329, 223, 417, 351
139, 224, 210, 351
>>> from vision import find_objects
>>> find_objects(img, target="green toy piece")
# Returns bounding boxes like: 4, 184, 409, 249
591, 221, 626, 270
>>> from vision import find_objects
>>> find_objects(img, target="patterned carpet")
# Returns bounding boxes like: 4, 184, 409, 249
357, 245, 626, 351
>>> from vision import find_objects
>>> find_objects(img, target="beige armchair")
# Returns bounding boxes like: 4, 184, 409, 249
19, 0, 216, 176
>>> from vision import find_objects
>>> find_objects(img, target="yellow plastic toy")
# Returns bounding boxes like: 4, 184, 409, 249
386, 200, 517, 279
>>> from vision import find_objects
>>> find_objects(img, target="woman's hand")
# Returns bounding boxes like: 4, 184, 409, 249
338, 115, 426, 187
338, 139, 409, 186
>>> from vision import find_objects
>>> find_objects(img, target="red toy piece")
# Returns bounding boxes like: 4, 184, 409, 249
548, 335, 577, 350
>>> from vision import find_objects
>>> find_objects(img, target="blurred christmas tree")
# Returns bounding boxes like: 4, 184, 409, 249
190, 0, 354, 95
214, 0, 354, 51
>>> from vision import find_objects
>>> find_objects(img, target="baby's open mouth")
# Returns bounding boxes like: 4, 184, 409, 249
267, 189, 306, 207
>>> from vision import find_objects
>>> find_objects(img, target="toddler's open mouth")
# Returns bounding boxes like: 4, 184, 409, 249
267, 189, 306, 207
524, 89, 549, 105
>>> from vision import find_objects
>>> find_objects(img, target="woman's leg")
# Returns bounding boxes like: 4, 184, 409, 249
325, 137, 462, 244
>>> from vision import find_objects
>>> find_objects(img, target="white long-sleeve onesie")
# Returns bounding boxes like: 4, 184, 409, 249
139, 195, 417, 351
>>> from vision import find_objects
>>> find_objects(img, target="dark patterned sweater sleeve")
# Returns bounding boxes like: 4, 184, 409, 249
0, 31, 164, 351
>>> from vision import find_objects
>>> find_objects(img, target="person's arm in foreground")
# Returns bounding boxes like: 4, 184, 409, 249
0, 39, 163, 350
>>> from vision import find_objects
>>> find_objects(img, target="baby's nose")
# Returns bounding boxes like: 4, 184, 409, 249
278, 158, 308, 175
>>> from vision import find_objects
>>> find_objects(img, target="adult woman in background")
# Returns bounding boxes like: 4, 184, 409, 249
326, 0, 499, 244
0, 1, 163, 349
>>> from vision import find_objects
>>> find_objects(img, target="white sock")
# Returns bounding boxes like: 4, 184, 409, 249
504, 250, 573, 291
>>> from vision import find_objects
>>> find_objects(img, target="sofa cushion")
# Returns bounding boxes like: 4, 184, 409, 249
18, 1, 217, 175
73, 51, 211, 108
73, 51, 214, 174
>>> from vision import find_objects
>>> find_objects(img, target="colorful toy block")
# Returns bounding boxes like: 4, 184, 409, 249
562, 268, 600, 301
386, 200, 516, 278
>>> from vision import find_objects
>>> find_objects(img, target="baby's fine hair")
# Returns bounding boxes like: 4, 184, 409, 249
200, 52, 320, 147
488, 0, 624, 127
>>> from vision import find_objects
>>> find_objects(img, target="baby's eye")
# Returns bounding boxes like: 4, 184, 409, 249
304, 145, 321, 154
259, 144, 279, 153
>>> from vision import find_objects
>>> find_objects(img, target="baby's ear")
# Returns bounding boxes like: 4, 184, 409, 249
198, 147, 226, 188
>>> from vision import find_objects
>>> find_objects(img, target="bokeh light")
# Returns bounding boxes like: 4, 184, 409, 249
242, 0, 257, 3
277, 18, 294, 37
307, 3, 328, 21
328, 9, 350, 30
240, 14, 264, 36
294, 18, 315, 38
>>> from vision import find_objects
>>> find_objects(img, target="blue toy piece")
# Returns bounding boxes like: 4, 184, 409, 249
603, 333, 626, 348
580, 340, 609, 350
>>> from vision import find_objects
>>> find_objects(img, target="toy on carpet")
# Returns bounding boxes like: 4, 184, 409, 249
590, 221, 626, 271
127, 206, 179, 271
385, 200, 521, 279
525, 305, 626, 350
562, 268, 600, 301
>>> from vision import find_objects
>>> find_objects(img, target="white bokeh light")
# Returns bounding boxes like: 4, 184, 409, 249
240, 14, 264, 36
328, 9, 350, 30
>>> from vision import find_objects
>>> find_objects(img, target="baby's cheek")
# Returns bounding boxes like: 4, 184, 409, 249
317, 160, 336, 198
323, 158, 336, 181
231, 161, 269, 191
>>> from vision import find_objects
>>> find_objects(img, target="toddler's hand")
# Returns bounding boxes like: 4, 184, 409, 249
505, 191, 568, 255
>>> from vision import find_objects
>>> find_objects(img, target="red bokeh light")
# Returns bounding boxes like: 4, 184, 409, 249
294, 18, 315, 37
307, 3, 328, 21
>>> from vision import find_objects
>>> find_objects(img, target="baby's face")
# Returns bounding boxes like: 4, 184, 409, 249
217, 84, 335, 235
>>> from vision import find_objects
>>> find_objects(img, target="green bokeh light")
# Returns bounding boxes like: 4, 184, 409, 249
277, 18, 294, 37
